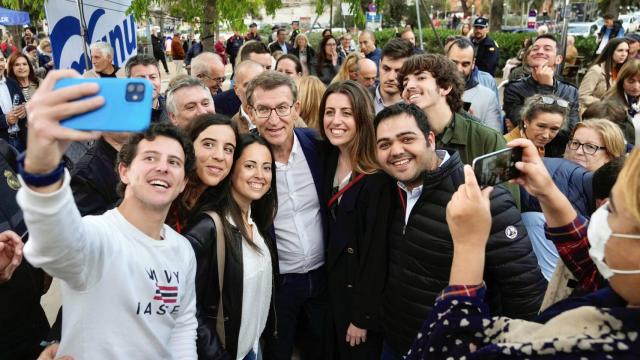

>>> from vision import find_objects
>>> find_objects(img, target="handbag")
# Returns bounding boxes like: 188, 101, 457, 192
195, 211, 230, 359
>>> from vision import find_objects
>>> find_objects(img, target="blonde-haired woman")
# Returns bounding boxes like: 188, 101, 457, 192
564, 118, 626, 171
291, 33, 315, 76
297, 75, 326, 129
332, 52, 361, 83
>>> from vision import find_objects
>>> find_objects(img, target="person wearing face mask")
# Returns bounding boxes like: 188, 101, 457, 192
404, 139, 640, 359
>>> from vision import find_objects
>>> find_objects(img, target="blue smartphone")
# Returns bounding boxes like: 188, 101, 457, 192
54, 78, 153, 132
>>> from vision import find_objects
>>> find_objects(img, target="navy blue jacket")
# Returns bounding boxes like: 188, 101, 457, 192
472, 35, 499, 76
520, 157, 594, 217
213, 89, 241, 117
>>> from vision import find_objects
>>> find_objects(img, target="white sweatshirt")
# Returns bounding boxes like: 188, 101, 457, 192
18, 172, 197, 359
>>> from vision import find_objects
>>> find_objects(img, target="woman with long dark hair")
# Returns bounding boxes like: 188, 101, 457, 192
185, 134, 279, 360
579, 37, 629, 111
168, 113, 238, 231
319, 80, 392, 359
606, 58, 640, 145
7, 52, 40, 101
316, 36, 343, 85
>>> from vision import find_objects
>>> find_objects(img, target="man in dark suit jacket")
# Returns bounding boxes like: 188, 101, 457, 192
245, 71, 327, 360
0, 54, 27, 152
268, 28, 293, 55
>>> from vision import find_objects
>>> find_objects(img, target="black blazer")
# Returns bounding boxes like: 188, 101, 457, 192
268, 41, 293, 54
213, 89, 241, 117
321, 145, 393, 332
0, 77, 27, 145
291, 47, 316, 74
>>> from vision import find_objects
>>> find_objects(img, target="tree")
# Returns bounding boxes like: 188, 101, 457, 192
489, 0, 503, 32
129, 0, 283, 51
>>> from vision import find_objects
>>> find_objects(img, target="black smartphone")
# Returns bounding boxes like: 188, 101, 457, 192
472, 147, 523, 188
463, 102, 472, 111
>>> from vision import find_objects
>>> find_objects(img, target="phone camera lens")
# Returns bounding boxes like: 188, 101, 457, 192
136, 84, 144, 92
127, 84, 135, 92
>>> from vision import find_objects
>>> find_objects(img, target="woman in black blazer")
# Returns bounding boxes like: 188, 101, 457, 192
318, 80, 392, 359
291, 33, 316, 76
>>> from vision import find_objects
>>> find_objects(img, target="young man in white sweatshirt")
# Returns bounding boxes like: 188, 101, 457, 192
16, 70, 198, 359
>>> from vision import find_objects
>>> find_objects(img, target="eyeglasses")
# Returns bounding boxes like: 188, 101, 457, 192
538, 96, 569, 108
567, 139, 606, 155
196, 73, 225, 84
252, 103, 294, 118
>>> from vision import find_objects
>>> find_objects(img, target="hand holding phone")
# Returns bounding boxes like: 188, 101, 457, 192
472, 147, 522, 188
54, 77, 153, 132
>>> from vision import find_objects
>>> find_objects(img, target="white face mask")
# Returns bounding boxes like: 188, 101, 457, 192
587, 203, 640, 279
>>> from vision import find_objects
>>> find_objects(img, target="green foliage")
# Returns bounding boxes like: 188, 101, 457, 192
1, 0, 45, 20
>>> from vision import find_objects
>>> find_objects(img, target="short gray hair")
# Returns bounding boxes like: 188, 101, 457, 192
165, 76, 212, 114
191, 52, 223, 76
124, 54, 159, 77
245, 71, 298, 107
90, 41, 113, 58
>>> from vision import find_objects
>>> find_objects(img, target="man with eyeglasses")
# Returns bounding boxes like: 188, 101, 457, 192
245, 71, 327, 360
338, 33, 355, 58
504, 34, 579, 157
166, 76, 215, 129
191, 52, 226, 97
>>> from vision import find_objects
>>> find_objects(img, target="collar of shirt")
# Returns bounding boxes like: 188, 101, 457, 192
0, 76, 6, 85
240, 106, 256, 130
275, 131, 300, 168
374, 86, 385, 107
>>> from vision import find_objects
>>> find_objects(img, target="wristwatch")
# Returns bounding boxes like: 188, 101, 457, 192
17, 152, 65, 187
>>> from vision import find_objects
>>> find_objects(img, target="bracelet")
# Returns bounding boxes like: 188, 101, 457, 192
17, 152, 65, 187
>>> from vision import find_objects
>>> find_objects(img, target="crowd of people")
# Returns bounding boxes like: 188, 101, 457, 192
2, 13, 640, 360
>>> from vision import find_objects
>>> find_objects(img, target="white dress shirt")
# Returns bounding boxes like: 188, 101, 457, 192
397, 149, 450, 224
274, 133, 324, 274
234, 212, 272, 360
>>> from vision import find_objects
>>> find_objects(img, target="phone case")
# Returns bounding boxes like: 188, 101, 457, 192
54, 78, 153, 132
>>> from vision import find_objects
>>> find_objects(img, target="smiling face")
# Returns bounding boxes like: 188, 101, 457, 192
12, 56, 30, 79
129, 64, 161, 100
376, 113, 435, 190
402, 70, 447, 112
612, 41, 629, 64
523, 112, 564, 148
119, 136, 188, 211
564, 127, 611, 171
169, 86, 215, 129
250, 85, 297, 148
231, 143, 273, 204
529, 37, 562, 68
194, 125, 236, 187
323, 93, 356, 149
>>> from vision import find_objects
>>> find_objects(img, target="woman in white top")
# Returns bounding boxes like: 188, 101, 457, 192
185, 133, 278, 360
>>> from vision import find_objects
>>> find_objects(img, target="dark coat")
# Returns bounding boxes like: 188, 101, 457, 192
381, 150, 546, 355
213, 89, 242, 117
503, 75, 580, 157
520, 157, 594, 217
185, 42, 204, 66
0, 77, 27, 149
316, 59, 342, 85
322, 146, 392, 358
0, 140, 50, 359
472, 35, 500, 76
185, 213, 279, 359
291, 46, 316, 74
70, 138, 120, 216
268, 41, 293, 54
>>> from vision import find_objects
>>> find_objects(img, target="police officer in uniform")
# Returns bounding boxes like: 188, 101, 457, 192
471, 17, 499, 76
289, 21, 300, 46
